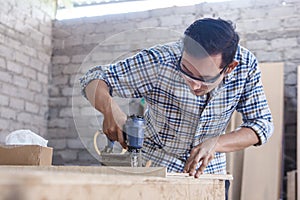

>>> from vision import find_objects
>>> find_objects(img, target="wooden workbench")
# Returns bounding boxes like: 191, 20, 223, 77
0, 166, 232, 200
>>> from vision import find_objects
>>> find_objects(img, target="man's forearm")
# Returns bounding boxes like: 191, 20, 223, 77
215, 127, 260, 153
85, 80, 112, 115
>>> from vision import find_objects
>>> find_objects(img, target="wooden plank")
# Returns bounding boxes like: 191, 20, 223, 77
167, 172, 233, 180
0, 168, 232, 200
241, 62, 284, 200
100, 153, 131, 166
226, 111, 243, 200
0, 166, 167, 177
297, 66, 300, 200
287, 170, 297, 200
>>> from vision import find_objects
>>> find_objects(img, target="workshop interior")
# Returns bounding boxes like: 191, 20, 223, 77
0, 0, 298, 199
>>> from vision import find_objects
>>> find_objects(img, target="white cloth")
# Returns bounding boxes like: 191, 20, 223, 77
5, 129, 48, 147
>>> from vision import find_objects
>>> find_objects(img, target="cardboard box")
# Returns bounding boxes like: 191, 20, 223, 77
0, 145, 53, 166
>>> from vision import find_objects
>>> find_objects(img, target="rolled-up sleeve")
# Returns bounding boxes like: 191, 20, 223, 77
79, 66, 110, 98
79, 46, 169, 99
236, 59, 274, 145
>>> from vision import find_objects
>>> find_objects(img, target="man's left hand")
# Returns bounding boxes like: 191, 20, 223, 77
183, 137, 219, 178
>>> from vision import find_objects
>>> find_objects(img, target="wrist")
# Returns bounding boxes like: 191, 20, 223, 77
214, 136, 222, 152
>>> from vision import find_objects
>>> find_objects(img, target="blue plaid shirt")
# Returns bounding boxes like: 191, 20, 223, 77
80, 41, 273, 174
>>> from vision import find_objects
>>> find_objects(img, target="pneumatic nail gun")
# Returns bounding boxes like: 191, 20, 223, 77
102, 115, 145, 167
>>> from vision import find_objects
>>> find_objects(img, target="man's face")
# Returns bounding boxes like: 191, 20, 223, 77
179, 51, 226, 96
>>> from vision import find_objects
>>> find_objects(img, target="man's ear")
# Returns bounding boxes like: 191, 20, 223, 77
225, 60, 239, 74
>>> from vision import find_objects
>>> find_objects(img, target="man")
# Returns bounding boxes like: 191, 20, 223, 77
80, 18, 273, 178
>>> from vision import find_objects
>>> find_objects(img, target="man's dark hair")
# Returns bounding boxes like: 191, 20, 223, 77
183, 18, 240, 68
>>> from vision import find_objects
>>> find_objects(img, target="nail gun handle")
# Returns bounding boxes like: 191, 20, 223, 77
123, 131, 127, 144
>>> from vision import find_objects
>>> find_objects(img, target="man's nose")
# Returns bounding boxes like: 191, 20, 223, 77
187, 79, 202, 90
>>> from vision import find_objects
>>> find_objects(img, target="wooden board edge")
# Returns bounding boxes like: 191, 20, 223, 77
167, 172, 233, 180
0, 166, 167, 178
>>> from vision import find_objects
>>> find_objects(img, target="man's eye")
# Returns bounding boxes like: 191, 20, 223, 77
181, 65, 193, 75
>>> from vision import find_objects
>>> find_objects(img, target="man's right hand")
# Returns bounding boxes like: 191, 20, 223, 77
102, 101, 127, 149
85, 80, 128, 149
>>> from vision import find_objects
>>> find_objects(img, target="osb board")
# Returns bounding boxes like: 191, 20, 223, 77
241, 62, 284, 200
0, 168, 232, 200
0, 166, 167, 177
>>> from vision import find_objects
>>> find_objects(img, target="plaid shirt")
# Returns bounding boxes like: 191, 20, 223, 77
80, 41, 273, 174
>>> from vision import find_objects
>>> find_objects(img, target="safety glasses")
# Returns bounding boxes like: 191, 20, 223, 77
177, 57, 228, 83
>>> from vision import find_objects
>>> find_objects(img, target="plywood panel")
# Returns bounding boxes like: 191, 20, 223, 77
297, 66, 300, 200
287, 170, 297, 200
226, 112, 243, 200
0, 167, 232, 200
241, 62, 284, 200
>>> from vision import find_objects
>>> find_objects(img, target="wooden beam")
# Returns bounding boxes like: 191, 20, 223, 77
0, 166, 232, 200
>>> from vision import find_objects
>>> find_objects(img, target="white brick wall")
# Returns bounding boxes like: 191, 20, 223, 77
0, 0, 53, 139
